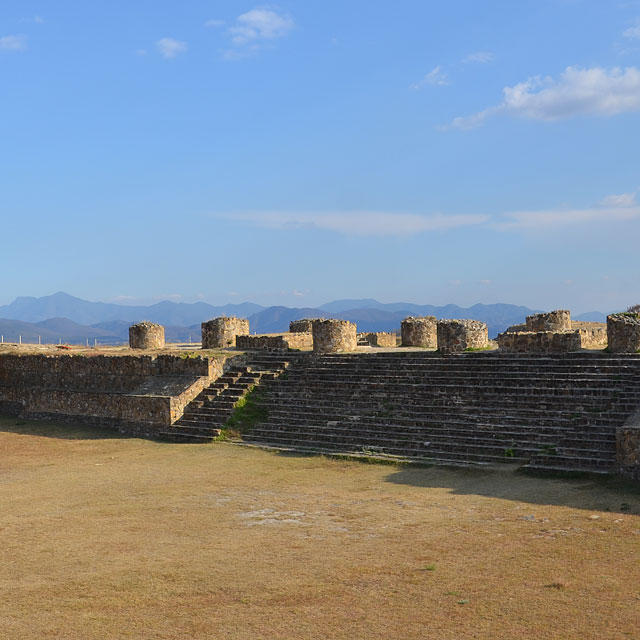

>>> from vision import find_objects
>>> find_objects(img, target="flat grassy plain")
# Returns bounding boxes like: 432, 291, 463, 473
1, 416, 639, 639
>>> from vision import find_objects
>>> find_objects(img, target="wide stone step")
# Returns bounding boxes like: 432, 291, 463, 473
158, 430, 220, 443
242, 434, 531, 464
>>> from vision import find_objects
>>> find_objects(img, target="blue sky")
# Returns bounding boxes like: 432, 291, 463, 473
1, 1, 639, 313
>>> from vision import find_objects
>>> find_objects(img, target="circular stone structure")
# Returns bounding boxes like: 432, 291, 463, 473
607, 313, 640, 353
201, 317, 249, 349
129, 321, 165, 350
312, 319, 357, 354
437, 319, 488, 354
526, 310, 571, 333
290, 318, 322, 333
401, 316, 437, 348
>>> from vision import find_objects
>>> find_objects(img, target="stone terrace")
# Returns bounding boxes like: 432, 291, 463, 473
241, 351, 640, 475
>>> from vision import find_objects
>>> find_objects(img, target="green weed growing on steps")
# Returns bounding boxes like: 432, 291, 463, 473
464, 346, 495, 352
216, 388, 268, 441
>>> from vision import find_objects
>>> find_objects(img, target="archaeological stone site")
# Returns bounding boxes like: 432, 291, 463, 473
1, 309, 640, 482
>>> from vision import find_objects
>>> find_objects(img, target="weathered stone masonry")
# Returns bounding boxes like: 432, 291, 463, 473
607, 313, 640, 353
129, 321, 165, 350
437, 319, 488, 354
0, 353, 237, 436
401, 317, 437, 348
236, 333, 313, 352
290, 318, 323, 333
526, 310, 571, 332
312, 319, 357, 354
201, 317, 249, 348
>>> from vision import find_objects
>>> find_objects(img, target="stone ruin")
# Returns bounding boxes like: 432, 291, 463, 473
526, 309, 571, 332
290, 318, 323, 333
357, 332, 397, 348
129, 321, 165, 350
437, 319, 488, 354
312, 319, 357, 354
236, 332, 313, 352
607, 313, 640, 353
401, 316, 437, 348
497, 309, 607, 353
201, 317, 249, 349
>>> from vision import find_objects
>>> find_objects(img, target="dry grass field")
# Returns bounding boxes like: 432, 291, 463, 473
1, 416, 639, 639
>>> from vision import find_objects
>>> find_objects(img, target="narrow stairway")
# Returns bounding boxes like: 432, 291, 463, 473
159, 358, 290, 442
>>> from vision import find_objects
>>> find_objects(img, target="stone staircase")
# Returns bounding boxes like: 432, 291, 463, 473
158, 359, 290, 443
239, 352, 640, 474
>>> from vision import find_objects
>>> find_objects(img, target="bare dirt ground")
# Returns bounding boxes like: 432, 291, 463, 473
1, 417, 639, 640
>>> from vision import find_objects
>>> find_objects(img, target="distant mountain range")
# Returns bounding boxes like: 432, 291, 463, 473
0, 292, 610, 345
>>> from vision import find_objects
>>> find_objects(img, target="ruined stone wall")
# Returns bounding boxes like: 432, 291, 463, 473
312, 319, 357, 354
401, 317, 437, 348
497, 331, 582, 353
437, 319, 488, 354
526, 310, 571, 332
572, 322, 607, 349
201, 317, 249, 348
359, 332, 397, 348
0, 353, 230, 436
290, 319, 323, 333
236, 332, 313, 352
0, 354, 213, 391
607, 314, 640, 353
129, 322, 165, 349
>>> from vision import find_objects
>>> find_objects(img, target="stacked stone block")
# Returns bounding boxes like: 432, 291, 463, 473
526, 310, 571, 332
129, 322, 165, 350
497, 331, 581, 353
236, 333, 313, 351
290, 318, 323, 333
437, 319, 488, 354
607, 313, 640, 353
201, 317, 249, 349
359, 332, 397, 348
312, 319, 357, 354
401, 316, 437, 348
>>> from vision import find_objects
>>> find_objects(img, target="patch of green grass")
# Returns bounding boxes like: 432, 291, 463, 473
503, 447, 515, 458
464, 346, 494, 352
421, 564, 437, 571
217, 388, 268, 440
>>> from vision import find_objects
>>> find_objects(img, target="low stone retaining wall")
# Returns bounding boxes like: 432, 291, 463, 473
236, 333, 313, 352
401, 317, 437, 348
129, 322, 165, 349
526, 310, 571, 332
358, 332, 397, 348
0, 353, 235, 436
607, 314, 640, 353
573, 322, 607, 349
201, 317, 249, 348
437, 319, 488, 354
313, 319, 357, 354
497, 331, 582, 353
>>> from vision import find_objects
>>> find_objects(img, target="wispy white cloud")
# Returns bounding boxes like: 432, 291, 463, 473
205, 19, 225, 28
495, 197, 640, 231
156, 37, 187, 59
135, 49, 148, 56
600, 192, 637, 207
410, 66, 449, 89
451, 66, 640, 129
214, 210, 488, 237
0, 34, 27, 51
223, 7, 294, 59
20, 16, 44, 24
462, 51, 495, 64
623, 19, 640, 39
